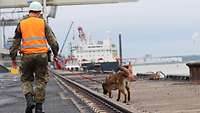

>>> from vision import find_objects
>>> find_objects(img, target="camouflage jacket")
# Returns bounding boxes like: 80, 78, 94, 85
9, 16, 59, 60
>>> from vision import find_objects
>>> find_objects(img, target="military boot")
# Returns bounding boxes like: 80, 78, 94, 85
35, 103, 45, 113
25, 93, 35, 113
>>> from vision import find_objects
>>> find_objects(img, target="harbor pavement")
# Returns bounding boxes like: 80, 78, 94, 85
0, 72, 80, 113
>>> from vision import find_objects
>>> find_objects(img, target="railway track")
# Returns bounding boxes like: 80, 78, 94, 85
51, 71, 134, 113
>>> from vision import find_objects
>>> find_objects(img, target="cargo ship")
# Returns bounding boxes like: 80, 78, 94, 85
65, 27, 119, 72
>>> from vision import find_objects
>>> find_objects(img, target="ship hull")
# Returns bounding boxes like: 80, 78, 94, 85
81, 62, 119, 73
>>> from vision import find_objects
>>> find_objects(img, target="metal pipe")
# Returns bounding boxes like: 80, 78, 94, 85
2, 18, 6, 48
43, 0, 47, 20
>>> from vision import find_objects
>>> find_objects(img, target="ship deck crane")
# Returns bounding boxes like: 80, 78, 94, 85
59, 21, 74, 55
54, 21, 74, 70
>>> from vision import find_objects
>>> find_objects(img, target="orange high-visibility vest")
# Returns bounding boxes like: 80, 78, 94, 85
20, 17, 48, 54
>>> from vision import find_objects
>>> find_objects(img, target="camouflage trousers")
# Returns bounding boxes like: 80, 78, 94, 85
21, 53, 49, 103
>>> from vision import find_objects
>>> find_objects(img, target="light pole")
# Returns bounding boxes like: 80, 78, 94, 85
119, 33, 122, 66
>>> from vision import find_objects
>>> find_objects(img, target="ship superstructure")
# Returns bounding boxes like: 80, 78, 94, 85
66, 27, 118, 72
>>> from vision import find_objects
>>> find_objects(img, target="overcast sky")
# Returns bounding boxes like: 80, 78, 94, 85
2, 0, 200, 58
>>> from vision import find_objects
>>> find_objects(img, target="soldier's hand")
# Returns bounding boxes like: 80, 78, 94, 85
12, 60, 17, 69
53, 56, 58, 62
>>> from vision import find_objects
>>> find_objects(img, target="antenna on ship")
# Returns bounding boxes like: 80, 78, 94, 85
78, 26, 87, 43
69, 42, 73, 57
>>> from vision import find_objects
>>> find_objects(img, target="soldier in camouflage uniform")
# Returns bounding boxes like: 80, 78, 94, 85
9, 1, 59, 113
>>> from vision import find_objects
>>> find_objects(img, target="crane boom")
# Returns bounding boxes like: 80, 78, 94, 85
59, 21, 74, 55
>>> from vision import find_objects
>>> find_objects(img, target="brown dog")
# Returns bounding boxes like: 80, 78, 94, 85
102, 63, 135, 103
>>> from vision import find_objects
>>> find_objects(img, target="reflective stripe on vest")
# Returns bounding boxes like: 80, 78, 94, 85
20, 17, 48, 54
21, 44, 47, 49
22, 36, 46, 42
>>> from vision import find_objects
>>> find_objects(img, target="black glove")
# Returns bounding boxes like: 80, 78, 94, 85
47, 50, 52, 62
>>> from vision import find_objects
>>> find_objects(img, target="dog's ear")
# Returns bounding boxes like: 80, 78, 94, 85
128, 63, 132, 70
118, 71, 127, 77
128, 63, 135, 76
119, 66, 130, 75
105, 75, 110, 81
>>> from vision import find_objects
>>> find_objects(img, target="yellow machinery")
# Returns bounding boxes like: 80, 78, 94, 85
10, 67, 20, 75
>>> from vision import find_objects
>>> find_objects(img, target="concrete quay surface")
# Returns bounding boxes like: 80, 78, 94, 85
55, 70, 200, 113
0, 72, 81, 113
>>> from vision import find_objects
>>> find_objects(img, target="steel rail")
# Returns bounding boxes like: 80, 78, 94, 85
51, 71, 134, 113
